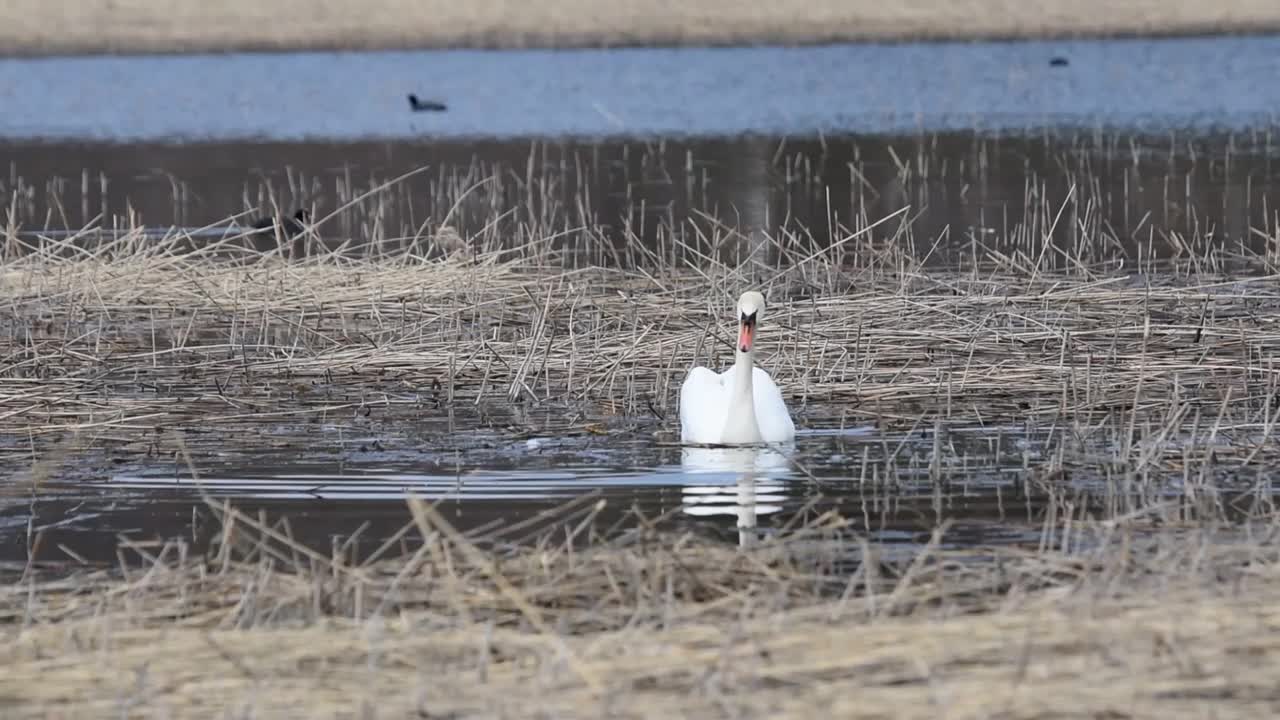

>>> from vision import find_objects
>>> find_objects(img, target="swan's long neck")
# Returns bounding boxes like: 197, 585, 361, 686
721, 348, 762, 443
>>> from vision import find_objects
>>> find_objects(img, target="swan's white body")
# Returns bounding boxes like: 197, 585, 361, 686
679, 292, 796, 445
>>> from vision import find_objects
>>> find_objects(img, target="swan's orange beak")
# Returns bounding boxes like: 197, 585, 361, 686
738, 312, 756, 353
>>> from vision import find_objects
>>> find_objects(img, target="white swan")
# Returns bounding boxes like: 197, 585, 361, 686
679, 291, 796, 445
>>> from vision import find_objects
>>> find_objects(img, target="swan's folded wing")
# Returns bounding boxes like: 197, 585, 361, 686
680, 366, 727, 444
751, 367, 797, 443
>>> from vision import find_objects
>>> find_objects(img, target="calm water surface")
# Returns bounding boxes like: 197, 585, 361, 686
0, 35, 1278, 141
4, 422, 1050, 570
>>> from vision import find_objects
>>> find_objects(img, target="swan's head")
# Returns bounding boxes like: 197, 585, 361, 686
737, 291, 766, 354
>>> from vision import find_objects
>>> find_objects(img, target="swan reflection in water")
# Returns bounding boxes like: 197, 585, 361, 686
680, 445, 792, 547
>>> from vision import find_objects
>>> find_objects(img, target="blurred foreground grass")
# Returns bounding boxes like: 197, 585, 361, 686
4, 496, 1279, 718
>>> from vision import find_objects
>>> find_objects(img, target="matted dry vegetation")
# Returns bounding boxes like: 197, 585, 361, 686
3, 0, 1280, 56
3, 496, 1280, 718
6, 213, 1280, 478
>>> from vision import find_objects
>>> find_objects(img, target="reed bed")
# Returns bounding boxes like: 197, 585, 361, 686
6, 158, 1280, 715
4, 218, 1280, 496
3, 496, 1280, 718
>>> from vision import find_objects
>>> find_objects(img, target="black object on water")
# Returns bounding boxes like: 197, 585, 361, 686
408, 94, 448, 112
1049, 57, 1069, 67
251, 208, 311, 237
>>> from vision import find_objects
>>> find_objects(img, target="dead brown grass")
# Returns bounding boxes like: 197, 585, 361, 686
2, 496, 1279, 718
5, 224, 1280, 470
3, 0, 1280, 56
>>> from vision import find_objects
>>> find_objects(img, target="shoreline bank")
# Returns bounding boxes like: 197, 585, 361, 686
3, 1, 1280, 57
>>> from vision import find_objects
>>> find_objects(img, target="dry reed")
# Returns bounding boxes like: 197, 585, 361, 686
4, 217, 1280, 497
2, 496, 1279, 718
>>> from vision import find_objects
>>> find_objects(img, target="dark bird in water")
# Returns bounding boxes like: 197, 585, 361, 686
1049, 56, 1069, 67
251, 208, 311, 238
408, 94, 448, 112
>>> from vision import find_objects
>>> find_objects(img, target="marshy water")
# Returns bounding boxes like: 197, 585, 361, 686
6, 129, 1279, 266
8, 37, 1280, 720
4, 38, 1280, 574
6, 126, 1279, 573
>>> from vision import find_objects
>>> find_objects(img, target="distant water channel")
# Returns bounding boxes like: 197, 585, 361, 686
1, 34, 1279, 142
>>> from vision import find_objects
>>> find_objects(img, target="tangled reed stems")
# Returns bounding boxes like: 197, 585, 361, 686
3, 492, 1280, 718
4, 217, 1280, 491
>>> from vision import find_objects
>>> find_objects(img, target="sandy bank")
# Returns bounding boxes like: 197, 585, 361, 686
3, 0, 1280, 56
